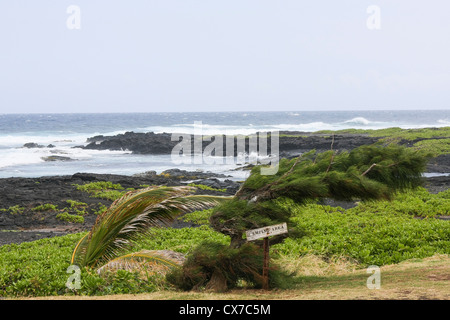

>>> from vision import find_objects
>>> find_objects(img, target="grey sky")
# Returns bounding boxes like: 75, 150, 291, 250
1, 1, 449, 113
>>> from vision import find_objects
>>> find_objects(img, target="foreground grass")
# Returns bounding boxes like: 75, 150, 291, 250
20, 255, 450, 300
0, 188, 449, 298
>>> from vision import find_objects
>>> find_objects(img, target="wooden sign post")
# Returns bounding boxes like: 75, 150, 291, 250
245, 223, 288, 290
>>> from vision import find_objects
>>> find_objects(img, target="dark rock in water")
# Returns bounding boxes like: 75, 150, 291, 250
133, 171, 157, 178
161, 168, 230, 179
83, 131, 177, 154
23, 142, 45, 148
194, 178, 223, 189
47, 144, 56, 148
41, 156, 73, 162
81, 131, 382, 157
86, 135, 106, 143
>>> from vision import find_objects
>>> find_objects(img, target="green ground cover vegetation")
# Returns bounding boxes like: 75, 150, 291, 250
1, 187, 448, 297
315, 127, 450, 156
73, 181, 130, 201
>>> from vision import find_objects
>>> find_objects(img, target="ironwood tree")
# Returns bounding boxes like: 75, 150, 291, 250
210, 143, 431, 248
169, 142, 432, 291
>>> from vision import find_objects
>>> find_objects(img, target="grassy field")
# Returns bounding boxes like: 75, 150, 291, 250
1, 187, 448, 299
19, 254, 449, 300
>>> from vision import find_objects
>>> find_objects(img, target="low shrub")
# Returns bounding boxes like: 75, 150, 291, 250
31, 204, 58, 212
0, 205, 25, 215
56, 212, 84, 223
166, 241, 264, 292
74, 181, 127, 201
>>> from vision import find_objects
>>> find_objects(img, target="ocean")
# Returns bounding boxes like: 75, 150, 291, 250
0, 110, 449, 179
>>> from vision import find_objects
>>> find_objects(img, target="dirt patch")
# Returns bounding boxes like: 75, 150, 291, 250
428, 274, 450, 281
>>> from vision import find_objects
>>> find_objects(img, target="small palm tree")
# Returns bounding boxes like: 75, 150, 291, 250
71, 185, 230, 269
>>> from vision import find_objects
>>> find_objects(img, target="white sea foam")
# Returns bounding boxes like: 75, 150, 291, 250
1, 111, 448, 178
138, 118, 449, 136
344, 117, 372, 125
0, 144, 128, 170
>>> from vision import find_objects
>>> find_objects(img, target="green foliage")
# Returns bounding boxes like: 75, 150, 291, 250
0, 225, 227, 297
55, 200, 89, 223
0, 186, 448, 298
133, 225, 230, 254
71, 186, 230, 268
94, 203, 108, 215
66, 199, 88, 208
166, 241, 264, 291
0, 233, 170, 297
315, 127, 450, 155
315, 126, 450, 141
238, 144, 430, 203
180, 209, 214, 225
210, 198, 298, 247
187, 183, 226, 192
0, 233, 81, 297
74, 181, 127, 201
374, 127, 450, 141
31, 203, 58, 212
272, 196, 450, 266
75, 181, 123, 192
94, 190, 127, 201
412, 138, 450, 156
56, 212, 84, 223
65, 200, 88, 215
360, 187, 450, 218
0, 205, 25, 215
209, 144, 431, 249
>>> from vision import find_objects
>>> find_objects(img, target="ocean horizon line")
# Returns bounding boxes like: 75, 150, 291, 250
2, 108, 450, 115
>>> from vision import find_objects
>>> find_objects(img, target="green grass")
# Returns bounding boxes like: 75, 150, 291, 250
94, 203, 108, 215
187, 183, 227, 192
0, 226, 228, 297
412, 138, 450, 156
315, 127, 450, 140
0, 205, 25, 215
73, 181, 129, 201
272, 188, 450, 266
313, 127, 450, 155
179, 209, 214, 225
55, 200, 89, 223
55, 212, 85, 223
1, 187, 448, 298
31, 204, 58, 212
74, 181, 123, 192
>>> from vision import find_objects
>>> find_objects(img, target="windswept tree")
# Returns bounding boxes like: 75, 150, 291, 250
169, 143, 432, 291
210, 143, 432, 248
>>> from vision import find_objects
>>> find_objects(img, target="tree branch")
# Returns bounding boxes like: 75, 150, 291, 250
326, 150, 338, 173
361, 163, 377, 176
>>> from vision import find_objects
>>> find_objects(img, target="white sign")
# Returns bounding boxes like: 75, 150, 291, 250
245, 223, 288, 241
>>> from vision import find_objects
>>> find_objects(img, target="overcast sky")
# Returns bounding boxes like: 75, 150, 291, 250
1, 1, 449, 113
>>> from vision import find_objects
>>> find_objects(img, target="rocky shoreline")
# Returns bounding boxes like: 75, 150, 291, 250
2, 131, 449, 246
1, 170, 448, 247
19, 130, 450, 173
0, 169, 242, 246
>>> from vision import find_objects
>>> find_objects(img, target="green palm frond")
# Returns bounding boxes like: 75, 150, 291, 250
71, 186, 231, 268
